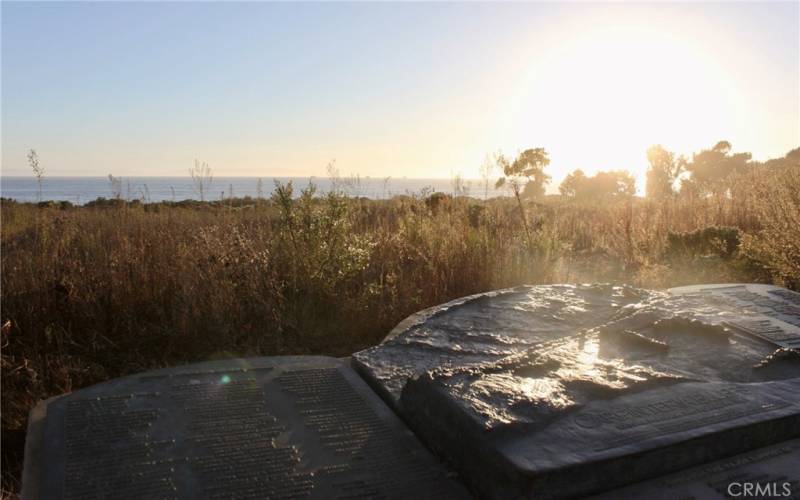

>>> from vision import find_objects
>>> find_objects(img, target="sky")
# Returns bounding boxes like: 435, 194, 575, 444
2, 1, 798, 192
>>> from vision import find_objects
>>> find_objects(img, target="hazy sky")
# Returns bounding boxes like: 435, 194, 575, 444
2, 2, 798, 190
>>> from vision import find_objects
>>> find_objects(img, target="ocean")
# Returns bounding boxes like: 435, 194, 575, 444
0, 176, 508, 204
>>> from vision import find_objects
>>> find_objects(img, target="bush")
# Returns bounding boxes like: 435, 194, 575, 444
666, 226, 741, 259
740, 165, 800, 289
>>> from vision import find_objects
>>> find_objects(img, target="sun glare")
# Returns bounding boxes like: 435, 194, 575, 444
502, 21, 741, 192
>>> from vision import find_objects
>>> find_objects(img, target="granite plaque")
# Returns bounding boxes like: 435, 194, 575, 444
23, 356, 468, 500
355, 284, 800, 498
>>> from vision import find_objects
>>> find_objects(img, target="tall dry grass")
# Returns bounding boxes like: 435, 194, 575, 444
1, 167, 798, 495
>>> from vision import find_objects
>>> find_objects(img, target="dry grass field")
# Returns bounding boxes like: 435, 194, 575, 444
1, 161, 799, 495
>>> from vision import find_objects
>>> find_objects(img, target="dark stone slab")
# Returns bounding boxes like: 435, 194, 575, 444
356, 284, 800, 499
589, 438, 800, 499
353, 284, 651, 408
23, 356, 469, 500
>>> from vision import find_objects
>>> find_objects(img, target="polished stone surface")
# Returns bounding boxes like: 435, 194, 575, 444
23, 356, 468, 500
355, 284, 800, 498
353, 284, 650, 407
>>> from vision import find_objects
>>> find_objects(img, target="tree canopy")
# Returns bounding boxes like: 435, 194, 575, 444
559, 169, 636, 199
680, 141, 752, 196
645, 145, 684, 199
495, 148, 551, 199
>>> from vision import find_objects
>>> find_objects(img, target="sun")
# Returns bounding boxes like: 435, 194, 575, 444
498, 19, 742, 193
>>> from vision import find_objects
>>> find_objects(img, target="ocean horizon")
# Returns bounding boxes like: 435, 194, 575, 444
0, 176, 508, 204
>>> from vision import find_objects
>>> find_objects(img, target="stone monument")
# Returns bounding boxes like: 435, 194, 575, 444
354, 283, 800, 499
24, 284, 800, 499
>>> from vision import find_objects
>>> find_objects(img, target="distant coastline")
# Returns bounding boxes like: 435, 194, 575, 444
0, 176, 505, 204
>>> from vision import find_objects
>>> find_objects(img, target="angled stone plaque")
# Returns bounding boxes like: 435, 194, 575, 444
355, 284, 800, 498
23, 356, 468, 500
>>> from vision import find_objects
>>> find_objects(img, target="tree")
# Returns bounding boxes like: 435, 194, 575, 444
27, 149, 44, 202
190, 159, 214, 201
787, 147, 800, 164
495, 148, 551, 250
645, 145, 684, 199
682, 141, 751, 196
559, 169, 587, 197
559, 169, 635, 199
593, 170, 635, 197
495, 148, 551, 200
762, 147, 800, 170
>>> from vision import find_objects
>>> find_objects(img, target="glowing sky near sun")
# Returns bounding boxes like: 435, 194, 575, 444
2, 2, 798, 192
